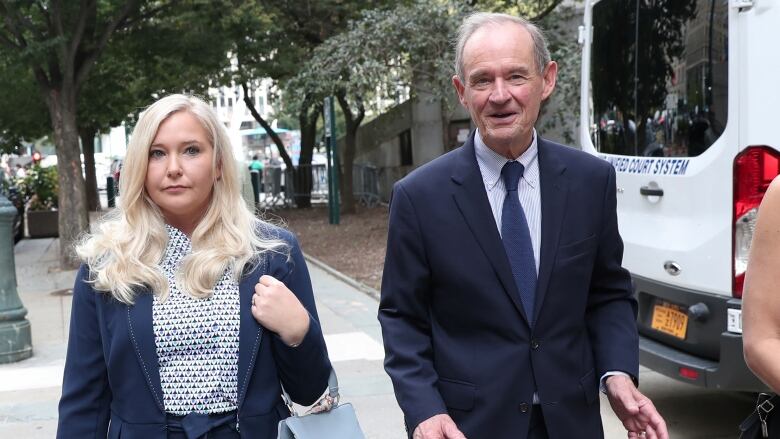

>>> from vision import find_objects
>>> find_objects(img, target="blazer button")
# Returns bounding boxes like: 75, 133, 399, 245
519, 402, 529, 413
531, 339, 540, 350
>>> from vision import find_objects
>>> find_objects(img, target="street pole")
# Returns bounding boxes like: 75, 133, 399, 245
0, 195, 32, 364
324, 97, 340, 225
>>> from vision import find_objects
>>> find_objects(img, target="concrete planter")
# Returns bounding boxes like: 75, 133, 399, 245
26, 209, 59, 238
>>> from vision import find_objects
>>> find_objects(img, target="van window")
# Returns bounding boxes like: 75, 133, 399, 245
590, 0, 728, 158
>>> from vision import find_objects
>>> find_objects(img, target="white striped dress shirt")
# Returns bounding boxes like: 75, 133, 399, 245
474, 128, 541, 274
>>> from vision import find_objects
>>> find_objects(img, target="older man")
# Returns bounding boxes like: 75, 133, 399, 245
379, 12, 667, 439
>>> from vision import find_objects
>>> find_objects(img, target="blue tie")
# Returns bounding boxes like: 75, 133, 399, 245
501, 161, 537, 324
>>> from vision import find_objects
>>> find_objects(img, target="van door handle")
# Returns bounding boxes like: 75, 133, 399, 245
640, 186, 664, 197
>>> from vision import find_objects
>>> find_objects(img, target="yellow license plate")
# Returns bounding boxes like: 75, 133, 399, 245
651, 303, 689, 339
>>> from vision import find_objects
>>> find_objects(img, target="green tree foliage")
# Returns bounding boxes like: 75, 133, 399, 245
473, 0, 563, 19
536, 3, 581, 143
0, 53, 49, 154
214, 0, 392, 208
0, 0, 160, 268
284, 0, 470, 213
285, 1, 468, 118
0, 1, 232, 261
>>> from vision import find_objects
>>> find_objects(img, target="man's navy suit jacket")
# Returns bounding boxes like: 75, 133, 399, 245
57, 228, 331, 439
378, 134, 638, 439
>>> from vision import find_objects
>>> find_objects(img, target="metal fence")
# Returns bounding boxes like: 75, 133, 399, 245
352, 164, 380, 208
254, 163, 379, 210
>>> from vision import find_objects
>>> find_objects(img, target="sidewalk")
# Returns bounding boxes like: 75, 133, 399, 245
0, 238, 405, 438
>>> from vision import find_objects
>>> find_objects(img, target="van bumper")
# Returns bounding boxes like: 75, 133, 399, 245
639, 330, 767, 392
633, 274, 769, 392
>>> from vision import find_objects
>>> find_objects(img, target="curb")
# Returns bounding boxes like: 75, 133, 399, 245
303, 253, 381, 301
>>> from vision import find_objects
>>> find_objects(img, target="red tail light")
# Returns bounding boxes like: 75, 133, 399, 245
679, 367, 699, 381
733, 146, 780, 298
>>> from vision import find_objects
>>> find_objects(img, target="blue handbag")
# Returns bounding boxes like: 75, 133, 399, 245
277, 369, 365, 439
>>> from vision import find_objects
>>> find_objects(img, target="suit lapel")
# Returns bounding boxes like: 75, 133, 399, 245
534, 138, 568, 320
450, 134, 529, 324
236, 261, 264, 409
127, 290, 165, 412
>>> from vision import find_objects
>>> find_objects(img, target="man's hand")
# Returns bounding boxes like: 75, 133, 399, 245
413, 414, 467, 439
605, 375, 668, 439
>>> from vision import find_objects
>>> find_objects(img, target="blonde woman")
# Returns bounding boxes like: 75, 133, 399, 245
57, 94, 331, 438
743, 176, 780, 393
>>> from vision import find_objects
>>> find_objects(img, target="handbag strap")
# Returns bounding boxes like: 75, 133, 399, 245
740, 392, 777, 433
281, 368, 340, 417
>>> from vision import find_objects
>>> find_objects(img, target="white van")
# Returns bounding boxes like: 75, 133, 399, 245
578, 0, 777, 392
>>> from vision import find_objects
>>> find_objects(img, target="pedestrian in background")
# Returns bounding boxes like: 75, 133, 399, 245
57, 94, 331, 438
378, 12, 667, 439
249, 153, 264, 199
743, 176, 780, 393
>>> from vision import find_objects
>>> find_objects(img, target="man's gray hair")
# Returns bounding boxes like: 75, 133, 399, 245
454, 12, 551, 80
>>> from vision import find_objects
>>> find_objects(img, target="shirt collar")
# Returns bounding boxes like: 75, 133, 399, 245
474, 128, 539, 191
164, 224, 192, 261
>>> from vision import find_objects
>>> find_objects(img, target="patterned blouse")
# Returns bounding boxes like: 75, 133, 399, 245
152, 225, 241, 415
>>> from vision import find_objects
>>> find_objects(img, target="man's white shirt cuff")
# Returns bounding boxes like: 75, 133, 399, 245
600, 371, 631, 393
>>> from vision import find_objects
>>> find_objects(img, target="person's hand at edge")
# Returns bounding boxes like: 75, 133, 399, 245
413, 414, 467, 439
605, 375, 668, 439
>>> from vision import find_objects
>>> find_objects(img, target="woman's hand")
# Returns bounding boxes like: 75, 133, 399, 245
251, 275, 310, 347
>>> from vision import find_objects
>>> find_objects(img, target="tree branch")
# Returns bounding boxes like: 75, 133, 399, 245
50, 0, 65, 40
0, 1, 29, 48
121, 2, 178, 30
355, 97, 365, 127
67, 0, 93, 63
530, 0, 564, 22
0, 0, 46, 41
0, 29, 22, 50
241, 81, 294, 170
34, 1, 48, 21
335, 90, 354, 126
73, 0, 139, 88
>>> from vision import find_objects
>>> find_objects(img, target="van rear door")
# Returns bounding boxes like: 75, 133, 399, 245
579, 0, 734, 361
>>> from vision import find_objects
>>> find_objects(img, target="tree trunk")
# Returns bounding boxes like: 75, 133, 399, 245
336, 94, 363, 215
339, 127, 357, 215
293, 102, 321, 209
79, 126, 101, 212
48, 87, 90, 269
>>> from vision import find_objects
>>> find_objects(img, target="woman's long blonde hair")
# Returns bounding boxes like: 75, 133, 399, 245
77, 94, 285, 304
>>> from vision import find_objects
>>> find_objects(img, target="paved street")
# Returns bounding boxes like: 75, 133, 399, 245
0, 238, 755, 438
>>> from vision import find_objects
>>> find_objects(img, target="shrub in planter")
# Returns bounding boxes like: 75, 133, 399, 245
19, 165, 59, 238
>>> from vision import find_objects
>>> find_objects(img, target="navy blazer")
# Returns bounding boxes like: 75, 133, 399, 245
57, 228, 331, 438
378, 135, 638, 439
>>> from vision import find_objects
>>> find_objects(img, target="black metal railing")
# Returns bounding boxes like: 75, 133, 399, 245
254, 163, 379, 210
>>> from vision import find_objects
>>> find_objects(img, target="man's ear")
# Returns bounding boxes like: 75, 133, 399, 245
452, 75, 467, 107
541, 61, 558, 101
